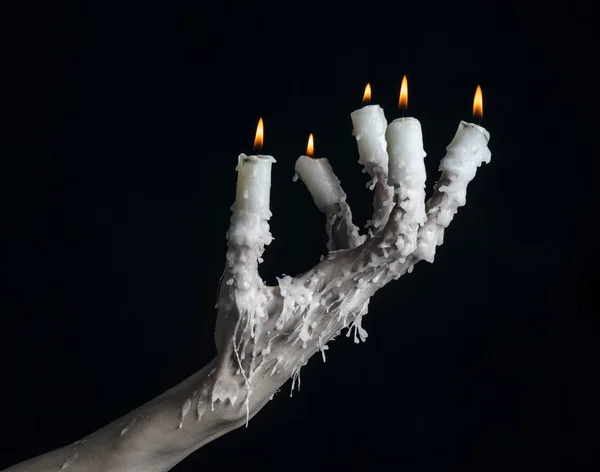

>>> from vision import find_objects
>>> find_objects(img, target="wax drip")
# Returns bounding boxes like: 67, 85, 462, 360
178, 398, 192, 428
120, 417, 136, 436
58, 451, 78, 472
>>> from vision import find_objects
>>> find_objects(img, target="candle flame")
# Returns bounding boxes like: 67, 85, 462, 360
399, 75, 408, 110
473, 85, 483, 119
362, 83, 371, 104
254, 117, 264, 151
306, 133, 314, 157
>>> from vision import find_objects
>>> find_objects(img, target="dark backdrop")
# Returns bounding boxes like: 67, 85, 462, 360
0, 2, 595, 471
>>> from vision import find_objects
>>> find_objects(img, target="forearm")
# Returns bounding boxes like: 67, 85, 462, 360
3, 358, 283, 472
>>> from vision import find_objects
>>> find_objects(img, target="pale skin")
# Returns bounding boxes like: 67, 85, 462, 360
3, 139, 485, 471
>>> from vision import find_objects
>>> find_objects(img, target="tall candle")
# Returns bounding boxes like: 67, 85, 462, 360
350, 83, 389, 170
294, 133, 346, 210
385, 76, 427, 225
386, 118, 426, 188
234, 118, 276, 218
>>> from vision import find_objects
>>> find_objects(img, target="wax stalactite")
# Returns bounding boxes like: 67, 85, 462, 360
178, 398, 192, 428
119, 417, 136, 436
58, 452, 79, 472
196, 392, 208, 422
294, 133, 346, 211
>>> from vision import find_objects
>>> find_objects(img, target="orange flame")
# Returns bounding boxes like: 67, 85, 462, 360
254, 117, 264, 151
473, 85, 483, 119
362, 83, 371, 104
306, 133, 314, 157
399, 75, 408, 110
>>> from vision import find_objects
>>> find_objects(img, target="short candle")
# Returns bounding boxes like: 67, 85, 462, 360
350, 83, 389, 170
294, 133, 346, 210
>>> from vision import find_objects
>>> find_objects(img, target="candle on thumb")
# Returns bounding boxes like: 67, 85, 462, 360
234, 117, 276, 217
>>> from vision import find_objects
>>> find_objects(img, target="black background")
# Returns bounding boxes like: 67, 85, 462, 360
0, 1, 595, 471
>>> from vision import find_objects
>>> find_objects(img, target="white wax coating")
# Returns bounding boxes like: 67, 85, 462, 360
436, 121, 491, 225
350, 104, 389, 169
385, 117, 427, 224
294, 156, 346, 210
235, 153, 276, 217
386, 117, 427, 189
441, 121, 491, 173
417, 120, 491, 263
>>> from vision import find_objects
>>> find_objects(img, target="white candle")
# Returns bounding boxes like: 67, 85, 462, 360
436, 85, 490, 225
225, 118, 275, 396
385, 118, 427, 224
350, 84, 388, 169
234, 118, 276, 218
383, 76, 427, 231
350, 84, 395, 232
294, 133, 345, 211
235, 153, 275, 217
436, 121, 491, 225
